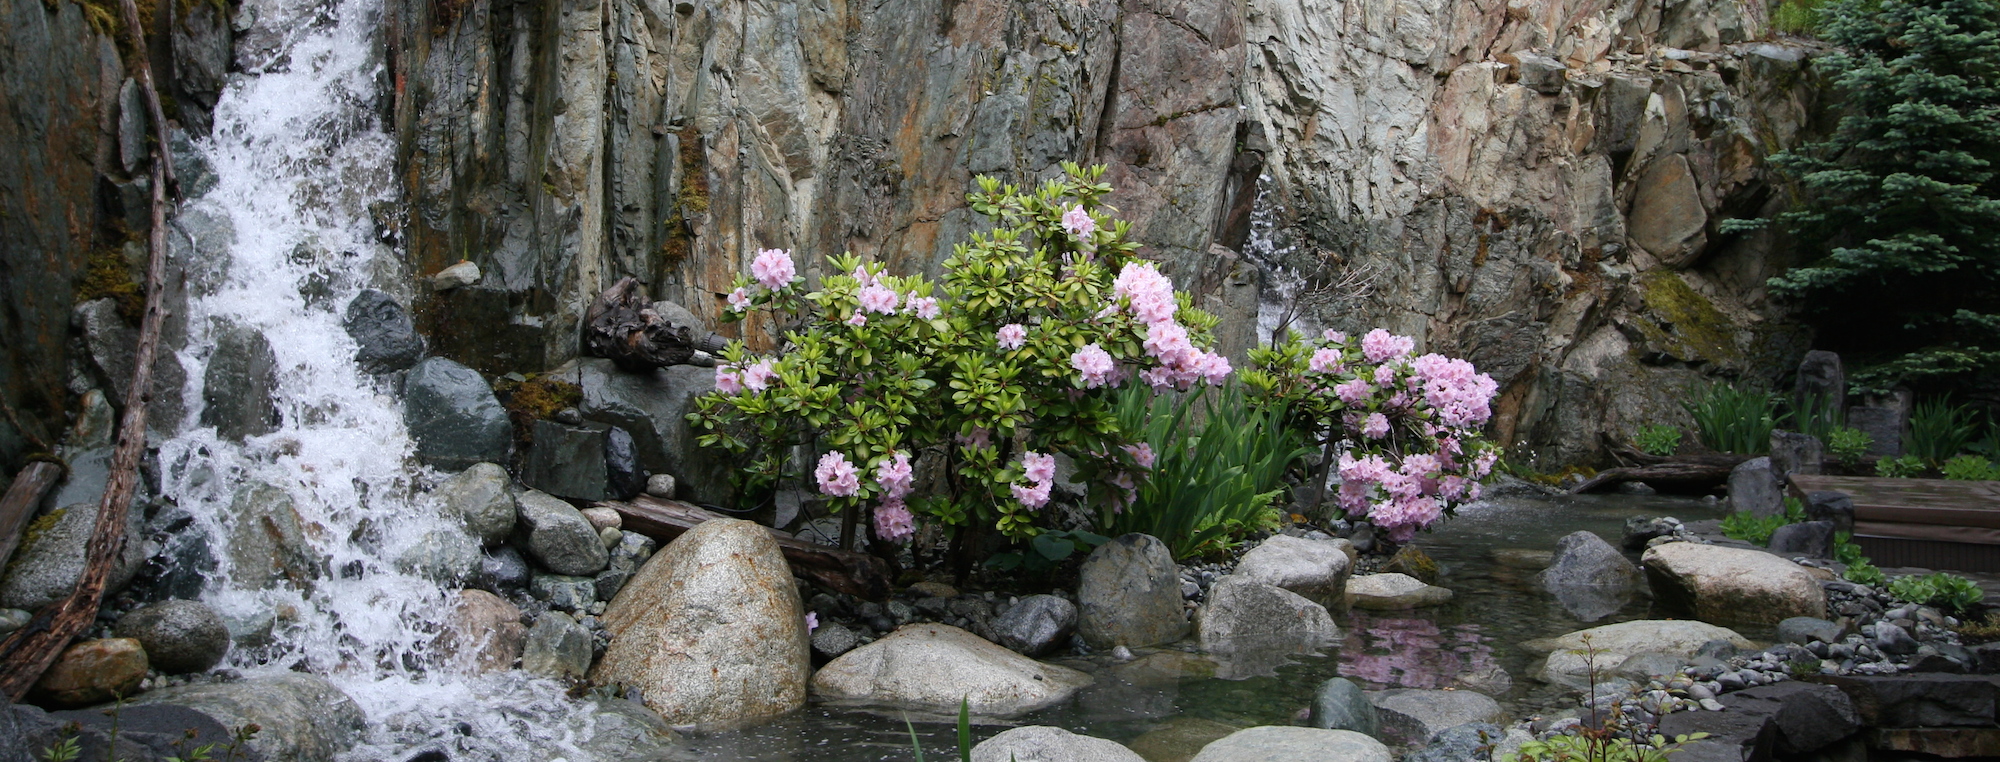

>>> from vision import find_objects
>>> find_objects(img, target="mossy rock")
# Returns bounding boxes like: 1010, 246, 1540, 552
1385, 545, 1440, 585
1633, 271, 1742, 366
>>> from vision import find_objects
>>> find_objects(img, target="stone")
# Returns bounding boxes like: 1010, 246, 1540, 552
1728, 457, 1784, 517
1346, 573, 1453, 609
391, 527, 481, 585
1804, 491, 1855, 536
1312, 677, 1378, 736
439, 589, 526, 674
971, 726, 1146, 762
199, 318, 280, 441
990, 593, 1076, 657
1629, 154, 1708, 266
522, 610, 594, 680
1410, 723, 1504, 762
1533, 619, 1754, 689
522, 419, 619, 502
1720, 682, 1860, 755
531, 572, 599, 611
1642, 541, 1827, 625
1873, 622, 1919, 655
1514, 53, 1567, 94
430, 260, 482, 291
1657, 704, 1777, 762
0, 608, 28, 636
598, 525, 622, 549
1794, 351, 1845, 429
1190, 726, 1392, 762
1197, 577, 1339, 678
0, 502, 147, 610
342, 290, 426, 374
811, 623, 1092, 717
1776, 616, 1843, 645
1493, 548, 1553, 569
112, 600, 229, 675
1623, 517, 1683, 550
1538, 530, 1643, 621
574, 698, 684, 761
7, 701, 241, 762
582, 506, 623, 532
473, 545, 532, 593
1816, 674, 1998, 728
1366, 689, 1504, 746
645, 473, 677, 499
1231, 535, 1352, 608
577, 360, 735, 505
1385, 545, 1440, 584
133, 673, 366, 762
74, 298, 187, 439
1869, 728, 2000, 757
1847, 390, 1911, 458
215, 481, 324, 590
908, 580, 958, 598
1769, 431, 1824, 480
435, 463, 516, 545
811, 622, 860, 659
1768, 520, 1834, 559
403, 357, 512, 471
1128, 717, 1241, 762
516, 490, 610, 576
603, 426, 645, 500
33, 638, 148, 707
1077, 534, 1187, 649
594, 518, 809, 727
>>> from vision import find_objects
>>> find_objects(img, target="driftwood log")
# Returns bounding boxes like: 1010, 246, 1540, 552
584, 277, 728, 371
0, 461, 65, 573
601, 495, 893, 601
1569, 461, 1741, 495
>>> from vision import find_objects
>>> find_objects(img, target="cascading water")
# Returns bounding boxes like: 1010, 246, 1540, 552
154, 0, 606, 758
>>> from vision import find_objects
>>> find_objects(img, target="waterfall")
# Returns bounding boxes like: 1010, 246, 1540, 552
1242, 175, 1317, 346
155, 0, 604, 757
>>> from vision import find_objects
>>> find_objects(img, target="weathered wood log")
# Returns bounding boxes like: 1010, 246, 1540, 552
0, 461, 65, 573
584, 277, 728, 371
1569, 461, 1739, 495
602, 495, 894, 601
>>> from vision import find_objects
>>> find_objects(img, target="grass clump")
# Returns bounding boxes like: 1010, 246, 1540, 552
1101, 384, 1307, 560
1683, 382, 1781, 455
1634, 424, 1682, 457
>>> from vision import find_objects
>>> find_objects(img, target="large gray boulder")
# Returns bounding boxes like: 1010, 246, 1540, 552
811, 623, 1092, 717
515, 490, 609, 576
113, 600, 230, 674
1642, 541, 1826, 625
1197, 577, 1339, 678
1727, 457, 1784, 517
199, 318, 279, 441
0, 503, 147, 610
971, 726, 1145, 762
991, 594, 1076, 657
1530, 619, 1755, 689
1191, 726, 1391, 762
434, 462, 516, 545
1365, 689, 1504, 746
342, 289, 425, 374
577, 359, 734, 505
593, 518, 810, 727
1231, 535, 1352, 608
1077, 534, 1187, 650
1537, 530, 1642, 621
403, 357, 511, 471
133, 674, 366, 762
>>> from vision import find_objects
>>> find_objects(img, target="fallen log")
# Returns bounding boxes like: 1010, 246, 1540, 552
0, 461, 65, 572
583, 277, 728, 371
601, 495, 893, 601
1569, 461, 1738, 495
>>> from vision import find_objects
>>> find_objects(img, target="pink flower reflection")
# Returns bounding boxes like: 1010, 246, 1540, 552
1337, 613, 1498, 691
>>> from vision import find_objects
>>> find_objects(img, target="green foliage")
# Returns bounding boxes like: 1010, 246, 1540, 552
1635, 424, 1683, 457
1834, 531, 1869, 565
1909, 398, 1981, 464
1772, 0, 1835, 34
1889, 571, 1987, 613
1828, 426, 1874, 466
1876, 454, 1930, 477
37, 735, 78, 762
904, 698, 975, 762
1788, 392, 1843, 441
1732, 0, 2000, 392
1683, 382, 1783, 454
1099, 384, 1308, 559
984, 528, 1110, 573
1846, 558, 1888, 586
1943, 454, 2000, 480
1719, 499, 1806, 546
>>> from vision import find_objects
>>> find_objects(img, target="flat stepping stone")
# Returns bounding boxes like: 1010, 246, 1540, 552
1346, 573, 1453, 610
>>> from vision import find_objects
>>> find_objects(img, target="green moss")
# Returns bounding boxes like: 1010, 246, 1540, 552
5, 508, 67, 577
1636, 270, 1741, 365
675, 127, 710, 216
494, 374, 582, 445
77, 245, 144, 324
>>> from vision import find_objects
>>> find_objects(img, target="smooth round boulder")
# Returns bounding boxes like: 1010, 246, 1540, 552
1077, 534, 1188, 649
133, 673, 366, 762
435, 462, 516, 545
1346, 573, 1453, 609
516, 490, 610, 576
1191, 726, 1392, 762
1198, 577, 1339, 678
1231, 535, 1353, 608
438, 589, 526, 674
35, 638, 148, 707
971, 726, 1146, 762
1641, 541, 1826, 625
113, 600, 230, 674
811, 623, 1093, 717
991, 594, 1077, 657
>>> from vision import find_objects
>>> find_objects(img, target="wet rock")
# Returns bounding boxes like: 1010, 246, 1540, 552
522, 419, 627, 502
1384, 545, 1440, 584
1128, 716, 1241, 762
1410, 723, 1504, 762
1777, 617, 1843, 646
33, 638, 148, 707
645, 473, 677, 499
113, 600, 229, 675
7, 701, 244, 762
439, 589, 525, 674
0, 608, 29, 636
531, 572, 598, 612
133, 673, 366, 762
592, 531, 656, 603
403, 357, 512, 471
1719, 682, 1860, 755
1346, 573, 1453, 609
0, 502, 147, 609
516, 490, 610, 576
472, 546, 531, 593
523, 610, 594, 679
1077, 534, 1187, 649
991, 594, 1076, 657
342, 290, 425, 374
1190, 726, 1391, 762
581, 507, 623, 532
435, 462, 516, 545
1311, 677, 1378, 736
1816, 674, 1999, 728
811, 622, 860, 660
1231, 535, 1352, 608
430, 261, 482, 291
200, 318, 280, 441
1873, 622, 1919, 655
1768, 520, 1834, 559
75, 298, 187, 438
970, 725, 1145, 762
1532, 619, 1754, 690
1538, 530, 1642, 621
1492, 548, 1553, 569
811, 623, 1092, 717
576, 360, 734, 505
1727, 457, 1784, 517
574, 698, 684, 761
1642, 542, 1826, 625
594, 519, 809, 727
1656, 703, 1777, 762
1198, 577, 1339, 677
1769, 431, 1824, 480
1366, 689, 1503, 747
391, 527, 480, 585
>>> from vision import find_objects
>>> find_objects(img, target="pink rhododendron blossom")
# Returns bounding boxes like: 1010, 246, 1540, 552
1122, 442, 1156, 470
905, 295, 941, 319
1309, 348, 1345, 374
805, 612, 819, 632
846, 312, 867, 327
1322, 329, 1349, 344
1010, 479, 1052, 509
956, 427, 991, 449
1062, 205, 1096, 240
727, 287, 751, 312
849, 264, 881, 287
875, 451, 914, 499
1112, 262, 1177, 325
1361, 329, 1415, 364
814, 451, 861, 497
873, 498, 916, 542
997, 323, 1027, 350
1335, 378, 1374, 404
1362, 412, 1391, 439
751, 248, 797, 291
1196, 352, 1232, 385
743, 359, 778, 392
1071, 343, 1117, 388
858, 284, 900, 314
1021, 451, 1057, 484
1409, 354, 1499, 427
1373, 364, 1400, 386
715, 366, 743, 394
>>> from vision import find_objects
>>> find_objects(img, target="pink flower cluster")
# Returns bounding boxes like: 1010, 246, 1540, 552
872, 451, 916, 542
1107, 262, 1232, 390
815, 451, 860, 497
1407, 354, 1498, 428
1062, 205, 1096, 240
715, 358, 777, 395
1361, 329, 1415, 364
905, 295, 941, 319
859, 284, 900, 314
751, 249, 797, 291
1011, 451, 1056, 509
1071, 344, 1117, 388
997, 323, 1027, 350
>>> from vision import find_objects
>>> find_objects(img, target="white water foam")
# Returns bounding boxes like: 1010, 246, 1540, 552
155, 1, 604, 758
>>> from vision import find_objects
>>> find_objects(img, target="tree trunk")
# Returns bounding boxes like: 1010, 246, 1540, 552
0, 461, 65, 572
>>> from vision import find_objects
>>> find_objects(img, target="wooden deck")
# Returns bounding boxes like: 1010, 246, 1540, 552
1789, 475, 2000, 573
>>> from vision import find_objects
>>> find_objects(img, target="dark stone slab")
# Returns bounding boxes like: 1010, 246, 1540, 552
1809, 674, 1998, 728
1720, 681, 1860, 754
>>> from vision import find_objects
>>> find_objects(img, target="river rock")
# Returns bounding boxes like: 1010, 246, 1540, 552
1077, 534, 1187, 649
1231, 535, 1352, 608
134, 674, 366, 762
991, 594, 1076, 657
1191, 726, 1391, 762
343, 289, 425, 373
199, 318, 280, 441
516, 490, 609, 576
1410, 723, 1505, 762
1538, 530, 1642, 621
1366, 689, 1504, 746
577, 359, 735, 505
581, 506, 622, 532
1532, 619, 1755, 689
34, 638, 148, 707
1803, 491, 1855, 536
523, 419, 619, 501
473, 545, 532, 593
74, 298, 187, 438
523, 610, 594, 679
574, 698, 685, 761
439, 589, 526, 674
530, 572, 598, 611
1642, 541, 1826, 625
0, 608, 29, 635
1767, 520, 1833, 559
113, 600, 229, 675
391, 527, 480, 585
430, 260, 482, 291
435, 462, 515, 545
1346, 573, 1453, 609
217, 481, 323, 590
811, 623, 1092, 717
1198, 577, 1339, 677
403, 357, 512, 471
1312, 677, 1378, 736
1385, 545, 1440, 584
1128, 717, 1241, 762
971, 726, 1146, 762
1776, 616, 1843, 645
1727, 457, 1784, 517
593, 518, 809, 727
0, 502, 147, 610
811, 622, 860, 660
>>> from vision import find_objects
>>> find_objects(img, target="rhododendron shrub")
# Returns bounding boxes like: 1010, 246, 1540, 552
692, 164, 1231, 543
1244, 329, 1501, 541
